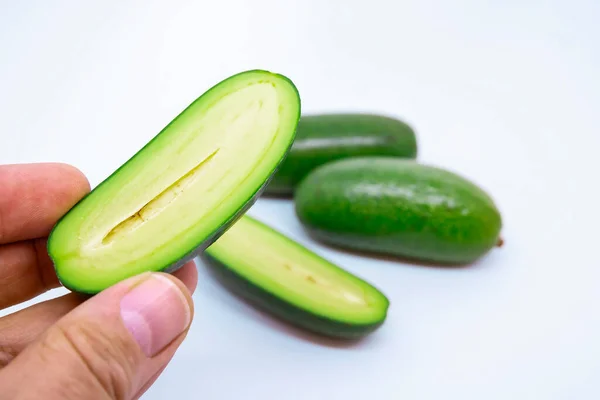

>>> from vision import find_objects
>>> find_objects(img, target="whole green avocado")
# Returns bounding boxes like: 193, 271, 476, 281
294, 157, 503, 265
264, 113, 418, 196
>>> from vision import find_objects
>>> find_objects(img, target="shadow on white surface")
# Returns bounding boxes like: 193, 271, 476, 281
295, 229, 504, 271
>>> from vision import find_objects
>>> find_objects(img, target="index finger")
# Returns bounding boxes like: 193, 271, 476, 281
0, 163, 90, 244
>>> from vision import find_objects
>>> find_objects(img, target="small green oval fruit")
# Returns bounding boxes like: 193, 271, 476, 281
47, 70, 301, 294
265, 113, 418, 196
294, 157, 503, 265
204, 215, 389, 339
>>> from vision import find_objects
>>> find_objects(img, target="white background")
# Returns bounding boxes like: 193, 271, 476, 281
1, 1, 599, 399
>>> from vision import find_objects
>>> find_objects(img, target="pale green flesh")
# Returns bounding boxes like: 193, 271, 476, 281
205, 215, 388, 325
48, 71, 300, 293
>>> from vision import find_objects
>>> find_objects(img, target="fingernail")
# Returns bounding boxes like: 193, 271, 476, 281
120, 273, 192, 357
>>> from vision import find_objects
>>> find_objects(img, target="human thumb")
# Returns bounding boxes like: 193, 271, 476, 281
1, 271, 194, 400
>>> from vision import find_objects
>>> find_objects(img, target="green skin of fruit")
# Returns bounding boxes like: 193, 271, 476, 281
47, 70, 301, 294
203, 254, 388, 340
294, 157, 503, 265
265, 113, 418, 196
203, 215, 389, 340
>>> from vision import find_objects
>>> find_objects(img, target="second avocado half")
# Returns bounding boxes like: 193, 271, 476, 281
204, 215, 390, 339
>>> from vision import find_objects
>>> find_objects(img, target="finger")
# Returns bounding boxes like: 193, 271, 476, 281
0, 261, 198, 368
133, 360, 171, 400
130, 260, 197, 399
0, 270, 195, 399
0, 238, 60, 309
0, 222, 196, 311
0, 292, 84, 368
172, 259, 199, 295
0, 161, 195, 310
0, 163, 90, 244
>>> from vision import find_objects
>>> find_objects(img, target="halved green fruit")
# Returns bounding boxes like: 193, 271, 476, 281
47, 70, 301, 294
204, 215, 390, 339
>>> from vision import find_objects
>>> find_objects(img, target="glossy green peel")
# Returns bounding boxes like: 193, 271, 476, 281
204, 215, 389, 339
48, 70, 301, 294
265, 113, 418, 196
294, 157, 503, 265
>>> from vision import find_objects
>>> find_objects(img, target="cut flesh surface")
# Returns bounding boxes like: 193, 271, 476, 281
48, 70, 301, 293
205, 215, 389, 326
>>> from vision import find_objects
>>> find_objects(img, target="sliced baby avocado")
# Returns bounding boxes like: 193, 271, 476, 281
204, 215, 390, 339
47, 70, 301, 294
294, 157, 503, 265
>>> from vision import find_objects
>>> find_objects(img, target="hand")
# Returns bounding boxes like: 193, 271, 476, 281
0, 163, 198, 399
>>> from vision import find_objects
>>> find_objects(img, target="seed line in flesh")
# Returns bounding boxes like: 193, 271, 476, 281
278, 260, 368, 307
102, 148, 221, 245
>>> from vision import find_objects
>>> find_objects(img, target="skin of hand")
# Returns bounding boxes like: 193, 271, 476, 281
0, 163, 198, 399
